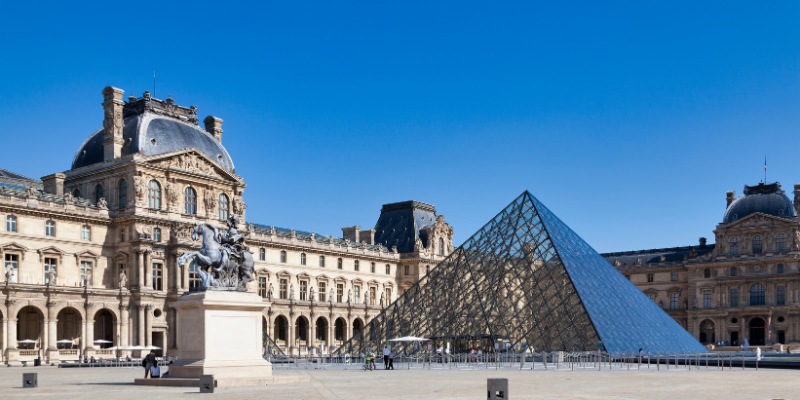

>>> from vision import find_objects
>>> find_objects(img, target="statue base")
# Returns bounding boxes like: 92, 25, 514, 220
168, 290, 272, 387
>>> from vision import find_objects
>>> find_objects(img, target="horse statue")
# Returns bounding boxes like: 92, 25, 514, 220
177, 218, 254, 291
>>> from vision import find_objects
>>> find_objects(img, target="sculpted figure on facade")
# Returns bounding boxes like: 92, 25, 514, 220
310, 286, 315, 303
203, 189, 216, 213
329, 288, 334, 304
347, 289, 352, 304
47, 269, 57, 286
119, 270, 127, 289
289, 283, 295, 300
165, 182, 178, 207
133, 175, 145, 201
63, 191, 73, 203
233, 196, 246, 214
268, 282, 274, 300
97, 197, 108, 209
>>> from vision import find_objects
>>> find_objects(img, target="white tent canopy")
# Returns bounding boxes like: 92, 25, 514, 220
388, 336, 429, 342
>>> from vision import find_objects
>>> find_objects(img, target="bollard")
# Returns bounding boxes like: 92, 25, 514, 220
23, 372, 37, 388
200, 375, 215, 393
487, 378, 508, 399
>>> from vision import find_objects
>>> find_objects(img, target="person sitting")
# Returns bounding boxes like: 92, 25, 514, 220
150, 360, 161, 378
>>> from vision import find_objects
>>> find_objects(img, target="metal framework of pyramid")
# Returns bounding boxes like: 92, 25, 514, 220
337, 191, 707, 354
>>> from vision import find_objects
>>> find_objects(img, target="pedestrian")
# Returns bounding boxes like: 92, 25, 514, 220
383, 345, 391, 369
143, 350, 157, 378
388, 351, 394, 370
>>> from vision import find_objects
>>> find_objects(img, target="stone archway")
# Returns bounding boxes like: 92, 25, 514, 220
749, 317, 766, 346
353, 318, 364, 334
698, 319, 715, 344
56, 307, 82, 348
93, 309, 116, 348
274, 315, 288, 342
315, 316, 328, 343
295, 316, 309, 354
334, 317, 347, 343
17, 306, 44, 347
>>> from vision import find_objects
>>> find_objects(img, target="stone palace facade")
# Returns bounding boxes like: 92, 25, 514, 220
605, 182, 800, 350
0, 86, 453, 364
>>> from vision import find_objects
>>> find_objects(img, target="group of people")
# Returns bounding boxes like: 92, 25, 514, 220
142, 350, 161, 378
363, 346, 395, 371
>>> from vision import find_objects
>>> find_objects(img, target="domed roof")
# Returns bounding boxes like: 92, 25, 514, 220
71, 93, 235, 173
723, 182, 795, 223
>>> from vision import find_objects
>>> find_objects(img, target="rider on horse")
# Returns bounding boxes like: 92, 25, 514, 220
219, 215, 246, 264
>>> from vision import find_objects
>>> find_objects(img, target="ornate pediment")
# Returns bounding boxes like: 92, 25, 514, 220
724, 213, 795, 230
146, 150, 240, 182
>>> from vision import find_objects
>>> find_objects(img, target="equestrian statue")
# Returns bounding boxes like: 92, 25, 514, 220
178, 215, 255, 291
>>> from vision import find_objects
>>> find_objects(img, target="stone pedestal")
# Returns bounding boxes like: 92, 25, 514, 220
168, 290, 272, 387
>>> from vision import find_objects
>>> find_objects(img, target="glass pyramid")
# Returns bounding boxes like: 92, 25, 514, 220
338, 191, 707, 354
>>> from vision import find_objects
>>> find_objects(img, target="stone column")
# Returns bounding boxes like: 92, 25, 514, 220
120, 302, 129, 348
144, 251, 152, 289
1, 317, 7, 357
84, 315, 95, 354
181, 256, 189, 291
137, 305, 145, 346
327, 317, 334, 352
162, 260, 168, 293
7, 301, 18, 350
288, 314, 295, 355
137, 251, 144, 288
309, 314, 316, 353
145, 304, 152, 347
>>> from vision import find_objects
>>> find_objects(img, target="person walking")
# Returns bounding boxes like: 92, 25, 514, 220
388, 351, 395, 370
382, 346, 391, 369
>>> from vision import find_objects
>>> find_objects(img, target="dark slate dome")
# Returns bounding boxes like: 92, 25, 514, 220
71, 92, 235, 173
723, 182, 795, 223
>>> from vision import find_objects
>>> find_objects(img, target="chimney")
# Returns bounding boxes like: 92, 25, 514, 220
342, 226, 360, 242
699, 237, 707, 247
102, 86, 125, 161
726, 191, 735, 208
794, 184, 800, 216
41, 173, 65, 196
359, 229, 375, 245
204, 116, 224, 142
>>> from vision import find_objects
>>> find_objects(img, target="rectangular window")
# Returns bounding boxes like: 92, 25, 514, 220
703, 269, 711, 278
385, 288, 392, 303
279, 278, 288, 300
319, 256, 325, 267
280, 251, 287, 263
671, 271, 678, 282
777, 286, 786, 305
258, 277, 267, 298
6, 215, 17, 232
777, 264, 785, 274
5, 254, 19, 283
45, 220, 55, 237
319, 282, 327, 302
152, 263, 163, 291
337, 283, 344, 303
354, 260, 359, 271
730, 267, 737, 277
404, 265, 410, 275
81, 225, 91, 241
153, 227, 161, 242
370, 262, 375, 273
300, 281, 308, 301
354, 285, 361, 304
188, 261, 200, 289
259, 248, 265, 261
79, 261, 92, 286
369, 287, 377, 305
703, 289, 712, 308
669, 293, 679, 310
730, 288, 739, 307
386, 264, 391, 275
646, 273, 654, 283
44, 257, 57, 285
337, 258, 343, 270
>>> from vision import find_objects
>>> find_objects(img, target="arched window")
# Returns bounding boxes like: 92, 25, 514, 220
184, 187, 197, 215
438, 237, 445, 256
118, 179, 127, 209
148, 180, 161, 209
300, 253, 307, 265
752, 235, 762, 254
72, 188, 82, 198
95, 184, 104, 204
750, 283, 766, 306
728, 239, 739, 257
218, 193, 230, 221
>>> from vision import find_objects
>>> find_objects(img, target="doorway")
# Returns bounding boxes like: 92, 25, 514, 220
748, 318, 766, 346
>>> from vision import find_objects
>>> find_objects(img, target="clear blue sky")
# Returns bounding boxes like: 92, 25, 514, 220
2, 1, 799, 253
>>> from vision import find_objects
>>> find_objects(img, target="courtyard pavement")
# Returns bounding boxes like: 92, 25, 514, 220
0, 363, 795, 399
